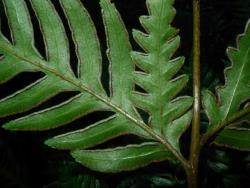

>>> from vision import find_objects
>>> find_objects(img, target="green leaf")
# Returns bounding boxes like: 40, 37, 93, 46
45, 115, 150, 150
2, 0, 39, 54
0, 0, 38, 83
0, 0, 186, 173
59, 0, 104, 92
0, 0, 108, 132
71, 143, 173, 173
202, 19, 250, 150
0, 76, 73, 117
30, 0, 74, 76
203, 19, 250, 128
214, 128, 250, 151
100, 0, 135, 114
0, 56, 36, 84
131, 0, 193, 150
3, 93, 105, 131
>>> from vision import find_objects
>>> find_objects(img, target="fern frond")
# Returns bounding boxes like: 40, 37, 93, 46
203, 19, 250, 150
131, 0, 193, 150
0, 0, 146, 142
0, 0, 190, 172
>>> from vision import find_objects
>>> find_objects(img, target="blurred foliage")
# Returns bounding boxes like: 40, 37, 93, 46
0, 0, 249, 187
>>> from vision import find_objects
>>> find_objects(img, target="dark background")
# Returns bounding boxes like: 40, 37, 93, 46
0, 0, 250, 187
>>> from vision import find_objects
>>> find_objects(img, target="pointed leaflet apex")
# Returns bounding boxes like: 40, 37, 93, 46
132, 0, 192, 150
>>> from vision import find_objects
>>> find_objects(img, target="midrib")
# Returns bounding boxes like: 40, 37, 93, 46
223, 46, 250, 119
0, 42, 176, 153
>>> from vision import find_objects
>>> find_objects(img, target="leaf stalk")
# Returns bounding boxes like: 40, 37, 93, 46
187, 0, 201, 187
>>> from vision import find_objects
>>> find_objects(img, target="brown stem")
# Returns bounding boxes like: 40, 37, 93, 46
186, 167, 198, 188
187, 0, 201, 187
